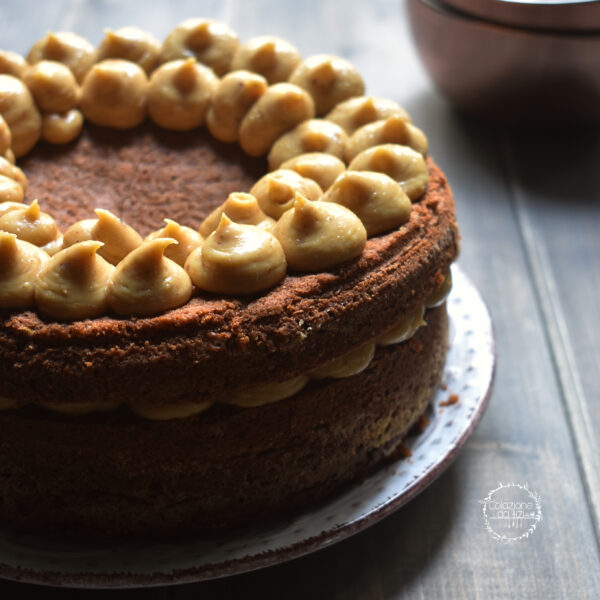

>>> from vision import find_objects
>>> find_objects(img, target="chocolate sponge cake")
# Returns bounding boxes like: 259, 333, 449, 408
0, 307, 448, 535
0, 20, 459, 536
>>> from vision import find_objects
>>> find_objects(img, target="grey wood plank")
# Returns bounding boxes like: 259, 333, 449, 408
0, 1, 599, 598
499, 129, 600, 543
0, 0, 74, 51
58, 0, 227, 48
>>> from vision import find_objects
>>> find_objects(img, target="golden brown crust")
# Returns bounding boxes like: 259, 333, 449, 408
0, 305, 448, 536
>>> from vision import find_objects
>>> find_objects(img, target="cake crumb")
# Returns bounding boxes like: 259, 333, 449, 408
440, 393, 459, 407
416, 414, 430, 432
409, 338, 423, 352
441, 381, 448, 391
398, 443, 413, 458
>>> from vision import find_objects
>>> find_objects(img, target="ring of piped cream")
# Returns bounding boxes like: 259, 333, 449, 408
0, 20, 432, 331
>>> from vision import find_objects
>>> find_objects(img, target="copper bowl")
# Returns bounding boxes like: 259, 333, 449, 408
407, 0, 600, 121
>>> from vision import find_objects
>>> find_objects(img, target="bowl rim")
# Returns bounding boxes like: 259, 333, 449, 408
437, 0, 600, 33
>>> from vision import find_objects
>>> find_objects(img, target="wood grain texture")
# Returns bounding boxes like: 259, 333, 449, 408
0, 0, 599, 598
500, 128, 600, 546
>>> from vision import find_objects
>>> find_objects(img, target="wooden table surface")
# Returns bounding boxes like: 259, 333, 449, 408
1, 0, 599, 598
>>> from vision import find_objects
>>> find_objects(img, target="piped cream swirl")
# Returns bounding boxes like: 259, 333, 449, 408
0, 232, 48, 308
147, 58, 218, 130
63, 208, 142, 265
250, 168, 322, 219
273, 193, 366, 272
80, 59, 148, 129
185, 214, 286, 295
34, 241, 113, 320
199, 192, 274, 237
145, 219, 202, 267
348, 144, 429, 201
0, 199, 61, 251
107, 238, 192, 316
322, 170, 412, 237
279, 152, 346, 192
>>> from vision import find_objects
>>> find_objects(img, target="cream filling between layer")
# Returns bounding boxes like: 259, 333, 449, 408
1, 272, 452, 419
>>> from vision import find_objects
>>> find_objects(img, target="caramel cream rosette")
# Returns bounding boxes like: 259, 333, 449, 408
348, 144, 429, 201
289, 54, 365, 117
0, 174, 24, 204
425, 271, 453, 308
97, 27, 161, 75
279, 152, 346, 192
326, 95, 411, 134
131, 399, 214, 421
27, 32, 96, 84
206, 70, 267, 143
148, 58, 218, 130
273, 193, 366, 272
159, 18, 239, 77
376, 305, 426, 345
250, 169, 322, 219
0, 397, 15, 410
185, 214, 286, 296
107, 238, 192, 316
42, 109, 83, 144
239, 82, 315, 157
268, 118, 348, 170
231, 36, 301, 84
0, 114, 11, 155
310, 342, 376, 379
34, 241, 113, 320
345, 116, 428, 162
40, 400, 120, 416
199, 192, 274, 236
80, 59, 148, 129
0, 50, 28, 78
145, 219, 203, 267
322, 170, 412, 236
63, 208, 142, 266
0, 74, 41, 157
225, 376, 308, 408
23, 60, 80, 114
0, 21, 442, 331
0, 156, 27, 190
0, 199, 62, 253
0, 232, 48, 308
0, 200, 25, 217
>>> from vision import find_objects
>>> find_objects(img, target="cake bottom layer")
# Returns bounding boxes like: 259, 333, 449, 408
0, 306, 448, 538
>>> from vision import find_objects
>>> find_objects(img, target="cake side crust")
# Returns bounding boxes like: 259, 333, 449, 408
0, 305, 448, 536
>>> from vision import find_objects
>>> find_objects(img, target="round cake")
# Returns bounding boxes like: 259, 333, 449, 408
0, 20, 459, 536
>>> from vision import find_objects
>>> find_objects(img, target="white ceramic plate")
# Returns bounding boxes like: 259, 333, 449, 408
0, 264, 495, 588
